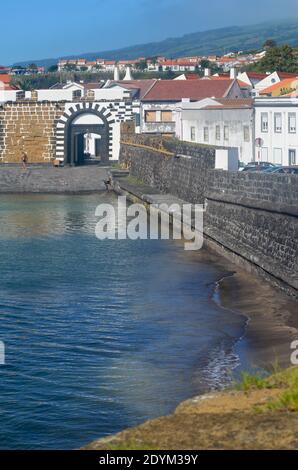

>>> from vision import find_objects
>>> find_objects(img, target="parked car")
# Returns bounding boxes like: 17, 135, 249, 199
242, 162, 276, 172
265, 166, 298, 175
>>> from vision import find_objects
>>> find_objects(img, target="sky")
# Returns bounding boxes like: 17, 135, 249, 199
1, 0, 298, 64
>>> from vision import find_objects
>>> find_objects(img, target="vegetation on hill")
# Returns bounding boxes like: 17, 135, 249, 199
11, 71, 168, 91
15, 19, 298, 68
246, 44, 298, 73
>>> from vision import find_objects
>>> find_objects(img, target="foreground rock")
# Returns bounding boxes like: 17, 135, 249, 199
82, 367, 298, 450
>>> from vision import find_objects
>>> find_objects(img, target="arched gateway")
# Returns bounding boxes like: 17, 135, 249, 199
55, 103, 115, 166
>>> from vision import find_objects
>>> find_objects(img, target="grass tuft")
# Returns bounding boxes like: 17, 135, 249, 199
237, 371, 269, 391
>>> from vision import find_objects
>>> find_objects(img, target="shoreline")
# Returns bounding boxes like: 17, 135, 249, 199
213, 260, 298, 372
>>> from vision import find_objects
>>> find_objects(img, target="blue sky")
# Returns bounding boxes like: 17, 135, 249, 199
1, 0, 298, 64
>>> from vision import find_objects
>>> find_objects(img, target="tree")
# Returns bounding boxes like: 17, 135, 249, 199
48, 65, 58, 73
165, 70, 176, 79
200, 59, 210, 69
64, 63, 77, 71
29, 63, 38, 70
263, 39, 277, 49
136, 60, 147, 71
254, 45, 298, 73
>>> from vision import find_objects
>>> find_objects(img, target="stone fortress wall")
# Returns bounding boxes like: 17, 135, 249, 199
0, 99, 138, 164
119, 128, 298, 297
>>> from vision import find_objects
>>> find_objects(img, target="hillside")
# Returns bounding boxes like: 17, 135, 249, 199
15, 18, 298, 67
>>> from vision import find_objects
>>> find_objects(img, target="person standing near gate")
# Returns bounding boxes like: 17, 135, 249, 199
21, 151, 28, 170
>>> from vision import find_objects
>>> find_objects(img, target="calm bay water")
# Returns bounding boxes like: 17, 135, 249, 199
0, 193, 246, 449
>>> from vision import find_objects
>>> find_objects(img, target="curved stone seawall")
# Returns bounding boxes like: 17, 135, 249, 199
119, 135, 298, 297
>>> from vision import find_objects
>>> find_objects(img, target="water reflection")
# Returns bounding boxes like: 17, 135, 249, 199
0, 193, 246, 450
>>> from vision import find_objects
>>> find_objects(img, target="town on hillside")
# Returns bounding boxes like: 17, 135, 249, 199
1, 42, 298, 170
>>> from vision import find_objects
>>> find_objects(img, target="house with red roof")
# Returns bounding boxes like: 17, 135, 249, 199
140, 78, 245, 135
259, 76, 298, 97
0, 75, 24, 103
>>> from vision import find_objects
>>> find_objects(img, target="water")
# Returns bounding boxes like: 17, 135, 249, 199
0, 193, 246, 449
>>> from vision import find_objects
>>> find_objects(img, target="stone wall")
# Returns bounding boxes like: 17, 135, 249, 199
0, 102, 63, 163
120, 133, 216, 204
118, 134, 298, 296
207, 170, 298, 216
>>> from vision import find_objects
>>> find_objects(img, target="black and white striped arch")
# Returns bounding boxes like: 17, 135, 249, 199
55, 102, 115, 160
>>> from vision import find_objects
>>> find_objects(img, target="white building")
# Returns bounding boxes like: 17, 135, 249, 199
254, 97, 298, 166
238, 71, 298, 97
0, 89, 25, 103
140, 78, 245, 135
175, 98, 254, 164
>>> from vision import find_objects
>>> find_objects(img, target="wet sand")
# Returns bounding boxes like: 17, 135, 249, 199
218, 269, 298, 370
203, 250, 298, 371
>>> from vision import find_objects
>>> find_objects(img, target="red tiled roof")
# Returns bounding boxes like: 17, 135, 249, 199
142, 79, 236, 101
237, 79, 252, 88
203, 98, 254, 109
111, 80, 157, 100
260, 76, 298, 94
0, 74, 11, 84
184, 74, 200, 80
276, 72, 298, 79
246, 72, 268, 80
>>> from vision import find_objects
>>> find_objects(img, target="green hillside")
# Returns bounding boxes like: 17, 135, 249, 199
15, 18, 298, 67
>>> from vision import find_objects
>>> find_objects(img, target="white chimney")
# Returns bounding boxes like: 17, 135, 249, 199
230, 67, 237, 79
123, 66, 133, 81
114, 65, 120, 81
204, 68, 211, 77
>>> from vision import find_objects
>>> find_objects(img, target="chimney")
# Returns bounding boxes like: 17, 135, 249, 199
114, 65, 120, 81
204, 68, 211, 77
230, 67, 237, 79
123, 66, 133, 81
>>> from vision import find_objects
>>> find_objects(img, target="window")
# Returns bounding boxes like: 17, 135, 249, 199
288, 113, 296, 133
261, 113, 268, 132
161, 110, 172, 122
289, 149, 296, 166
224, 126, 229, 141
190, 126, 196, 142
215, 125, 220, 141
243, 126, 250, 142
273, 148, 283, 165
204, 127, 209, 142
145, 111, 157, 123
72, 89, 82, 99
274, 113, 282, 133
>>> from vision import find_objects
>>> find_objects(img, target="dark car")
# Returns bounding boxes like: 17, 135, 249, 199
266, 166, 298, 175
242, 161, 276, 172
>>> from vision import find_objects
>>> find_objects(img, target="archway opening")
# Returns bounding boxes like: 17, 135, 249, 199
65, 111, 110, 166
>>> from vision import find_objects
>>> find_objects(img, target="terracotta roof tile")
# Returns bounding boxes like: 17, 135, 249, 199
260, 77, 298, 94
142, 79, 236, 101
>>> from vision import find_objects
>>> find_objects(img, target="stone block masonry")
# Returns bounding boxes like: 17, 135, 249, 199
0, 102, 63, 163
0, 100, 138, 164
119, 134, 298, 296
120, 132, 215, 204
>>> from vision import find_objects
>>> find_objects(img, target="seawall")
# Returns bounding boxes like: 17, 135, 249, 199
0, 165, 108, 193
119, 133, 298, 297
